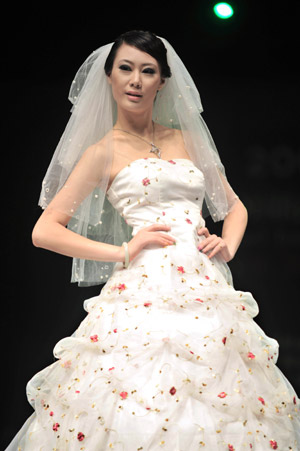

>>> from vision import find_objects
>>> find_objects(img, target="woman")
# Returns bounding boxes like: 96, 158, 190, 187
6, 30, 299, 450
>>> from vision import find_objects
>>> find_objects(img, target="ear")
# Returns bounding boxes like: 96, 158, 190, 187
158, 78, 165, 91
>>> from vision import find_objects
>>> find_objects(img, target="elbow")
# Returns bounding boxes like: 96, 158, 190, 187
32, 224, 43, 248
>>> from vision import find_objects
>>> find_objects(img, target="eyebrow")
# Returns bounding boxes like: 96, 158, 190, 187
118, 59, 157, 68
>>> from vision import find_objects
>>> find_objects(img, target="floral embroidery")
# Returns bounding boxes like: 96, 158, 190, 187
113, 328, 118, 333
142, 177, 151, 186
218, 392, 227, 398
269, 440, 278, 449
144, 302, 152, 307
293, 396, 297, 404
90, 335, 99, 342
205, 275, 210, 280
77, 432, 85, 441
177, 266, 185, 274
195, 298, 204, 303
112, 283, 127, 293
168, 160, 176, 164
258, 397, 265, 405
222, 337, 227, 345
185, 218, 192, 224
49, 411, 54, 416
52, 423, 60, 431
248, 352, 255, 359
228, 445, 235, 451
120, 391, 128, 399
109, 367, 115, 371
169, 386, 176, 395
61, 360, 72, 368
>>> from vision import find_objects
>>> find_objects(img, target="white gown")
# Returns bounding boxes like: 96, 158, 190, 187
7, 158, 300, 450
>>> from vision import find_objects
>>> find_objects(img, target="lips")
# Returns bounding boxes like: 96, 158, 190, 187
126, 91, 143, 98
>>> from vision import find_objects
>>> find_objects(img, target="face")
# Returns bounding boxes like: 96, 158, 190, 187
107, 43, 165, 113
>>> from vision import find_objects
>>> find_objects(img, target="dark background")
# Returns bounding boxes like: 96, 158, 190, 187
3, 1, 299, 448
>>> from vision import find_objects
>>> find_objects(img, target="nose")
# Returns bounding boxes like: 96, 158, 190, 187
130, 69, 142, 88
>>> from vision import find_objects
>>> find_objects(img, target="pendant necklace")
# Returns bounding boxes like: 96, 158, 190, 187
113, 121, 162, 159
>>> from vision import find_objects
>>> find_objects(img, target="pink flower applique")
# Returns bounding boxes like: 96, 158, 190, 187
49, 411, 54, 416
185, 218, 192, 224
218, 392, 227, 398
113, 328, 118, 333
177, 266, 185, 274
61, 360, 72, 368
240, 304, 246, 310
248, 352, 255, 359
52, 422, 60, 431
144, 302, 152, 307
146, 406, 151, 410
205, 275, 210, 280
168, 160, 177, 164
228, 445, 235, 451
269, 440, 278, 449
293, 396, 297, 404
142, 177, 151, 186
77, 432, 85, 441
109, 367, 115, 371
90, 334, 99, 342
162, 211, 166, 216
258, 396, 265, 405
169, 386, 176, 395
195, 298, 204, 303
120, 391, 128, 399
222, 337, 227, 345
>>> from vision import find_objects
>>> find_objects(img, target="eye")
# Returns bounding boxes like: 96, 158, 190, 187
119, 64, 131, 71
143, 68, 156, 74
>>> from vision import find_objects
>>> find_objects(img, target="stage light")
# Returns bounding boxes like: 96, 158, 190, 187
213, 2, 234, 19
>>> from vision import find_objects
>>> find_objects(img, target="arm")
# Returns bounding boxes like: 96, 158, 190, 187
197, 198, 248, 262
32, 143, 124, 263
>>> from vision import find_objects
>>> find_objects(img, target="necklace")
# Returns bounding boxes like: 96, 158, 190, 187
113, 121, 162, 158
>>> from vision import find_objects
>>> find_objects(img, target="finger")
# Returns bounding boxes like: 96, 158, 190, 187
198, 234, 216, 249
197, 227, 210, 237
200, 237, 220, 253
207, 243, 225, 259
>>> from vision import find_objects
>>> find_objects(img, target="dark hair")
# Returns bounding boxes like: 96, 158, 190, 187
104, 30, 172, 79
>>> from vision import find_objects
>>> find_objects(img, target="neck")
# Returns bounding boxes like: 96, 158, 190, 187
114, 106, 154, 139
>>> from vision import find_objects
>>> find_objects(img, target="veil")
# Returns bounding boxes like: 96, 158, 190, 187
38, 36, 239, 286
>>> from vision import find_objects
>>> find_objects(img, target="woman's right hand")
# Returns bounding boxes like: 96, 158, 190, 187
126, 224, 176, 262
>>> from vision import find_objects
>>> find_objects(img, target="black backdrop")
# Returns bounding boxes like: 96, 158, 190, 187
3, 1, 300, 448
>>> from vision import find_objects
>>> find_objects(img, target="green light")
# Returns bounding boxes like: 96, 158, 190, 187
213, 2, 234, 19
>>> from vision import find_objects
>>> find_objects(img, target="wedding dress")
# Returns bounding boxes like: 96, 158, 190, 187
7, 158, 299, 450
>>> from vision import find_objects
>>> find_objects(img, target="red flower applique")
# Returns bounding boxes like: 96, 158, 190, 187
205, 275, 210, 280
113, 328, 118, 333
169, 386, 176, 395
218, 392, 227, 398
142, 177, 151, 186
168, 160, 176, 164
49, 411, 54, 416
144, 302, 152, 307
109, 367, 115, 371
77, 432, 85, 441
258, 396, 265, 405
195, 298, 204, 303
248, 352, 255, 359
177, 266, 185, 274
120, 391, 128, 399
293, 396, 297, 404
90, 334, 98, 342
222, 337, 227, 345
162, 211, 166, 216
269, 440, 278, 449
52, 423, 60, 431
185, 218, 192, 224
241, 304, 246, 310
228, 445, 235, 451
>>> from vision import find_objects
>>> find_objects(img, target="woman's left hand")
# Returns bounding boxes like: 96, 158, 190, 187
197, 227, 234, 263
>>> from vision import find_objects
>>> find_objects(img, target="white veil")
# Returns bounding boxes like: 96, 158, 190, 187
38, 35, 239, 286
